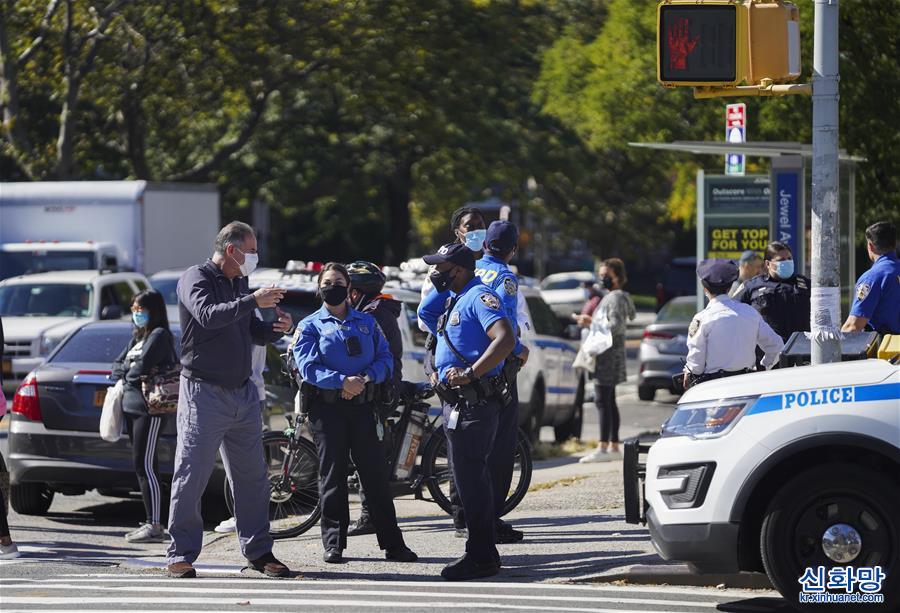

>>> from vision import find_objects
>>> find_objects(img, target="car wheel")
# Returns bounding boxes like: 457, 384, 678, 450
525, 382, 545, 444
10, 482, 54, 515
554, 376, 584, 443
760, 463, 899, 610
638, 384, 656, 402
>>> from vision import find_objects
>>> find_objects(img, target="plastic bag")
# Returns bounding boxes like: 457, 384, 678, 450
99, 380, 125, 442
572, 345, 596, 373
582, 316, 613, 357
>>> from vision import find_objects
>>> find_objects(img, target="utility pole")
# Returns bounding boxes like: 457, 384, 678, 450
810, 0, 842, 364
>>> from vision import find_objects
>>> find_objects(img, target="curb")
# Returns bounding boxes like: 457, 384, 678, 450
584, 564, 774, 590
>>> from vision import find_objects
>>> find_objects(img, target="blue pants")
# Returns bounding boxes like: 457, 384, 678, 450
306, 399, 405, 552
166, 377, 273, 565
443, 397, 500, 563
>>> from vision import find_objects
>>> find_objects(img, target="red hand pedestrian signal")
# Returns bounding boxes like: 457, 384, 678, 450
667, 18, 699, 71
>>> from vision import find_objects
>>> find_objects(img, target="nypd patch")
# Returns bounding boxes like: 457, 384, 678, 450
688, 318, 700, 338
449, 311, 461, 326
503, 276, 517, 296
857, 282, 871, 301
479, 293, 501, 310
359, 324, 370, 335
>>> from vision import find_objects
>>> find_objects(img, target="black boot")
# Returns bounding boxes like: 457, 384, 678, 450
348, 514, 376, 537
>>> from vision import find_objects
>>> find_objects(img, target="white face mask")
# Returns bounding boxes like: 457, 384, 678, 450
232, 248, 258, 277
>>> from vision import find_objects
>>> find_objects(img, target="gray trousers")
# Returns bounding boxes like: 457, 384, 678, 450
166, 377, 273, 565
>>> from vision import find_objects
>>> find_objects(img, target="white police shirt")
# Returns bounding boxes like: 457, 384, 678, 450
685, 295, 785, 375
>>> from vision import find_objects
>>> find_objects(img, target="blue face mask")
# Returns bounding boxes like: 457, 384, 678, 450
463, 229, 486, 252
772, 259, 795, 279
132, 311, 150, 328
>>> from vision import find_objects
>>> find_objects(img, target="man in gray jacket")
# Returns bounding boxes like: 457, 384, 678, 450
166, 221, 293, 578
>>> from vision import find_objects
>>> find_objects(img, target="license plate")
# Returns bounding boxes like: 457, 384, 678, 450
94, 389, 107, 407
1, 359, 11, 376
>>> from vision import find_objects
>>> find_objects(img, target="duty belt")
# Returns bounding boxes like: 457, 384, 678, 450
688, 368, 751, 386
434, 374, 507, 406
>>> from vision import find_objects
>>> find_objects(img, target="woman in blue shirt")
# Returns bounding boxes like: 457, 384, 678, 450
292, 263, 417, 565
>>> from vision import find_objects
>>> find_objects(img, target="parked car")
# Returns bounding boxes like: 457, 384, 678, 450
637, 296, 697, 401
655, 256, 696, 311
4, 321, 295, 518
540, 271, 596, 322
0, 270, 150, 393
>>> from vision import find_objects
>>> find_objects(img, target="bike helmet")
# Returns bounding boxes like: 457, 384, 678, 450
347, 260, 387, 295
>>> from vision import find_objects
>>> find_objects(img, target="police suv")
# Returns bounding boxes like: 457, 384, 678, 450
625, 358, 899, 608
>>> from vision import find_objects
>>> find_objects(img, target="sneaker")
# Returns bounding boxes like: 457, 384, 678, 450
214, 517, 237, 534
348, 516, 376, 537
578, 446, 608, 463
0, 543, 21, 559
125, 523, 150, 539
125, 524, 168, 543
495, 522, 524, 544
605, 448, 622, 459
441, 554, 499, 581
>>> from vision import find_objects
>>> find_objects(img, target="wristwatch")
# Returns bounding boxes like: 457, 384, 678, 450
464, 366, 477, 381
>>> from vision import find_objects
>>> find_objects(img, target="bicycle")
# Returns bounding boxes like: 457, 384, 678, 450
224, 381, 534, 540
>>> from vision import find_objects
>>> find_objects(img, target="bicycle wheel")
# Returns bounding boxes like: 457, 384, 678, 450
223, 431, 321, 540
422, 427, 533, 517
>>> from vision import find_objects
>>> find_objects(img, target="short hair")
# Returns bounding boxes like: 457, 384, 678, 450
317, 262, 350, 287
865, 221, 897, 254
132, 289, 170, 340
449, 206, 485, 236
764, 241, 792, 261
214, 221, 255, 255
702, 281, 732, 296
602, 257, 627, 287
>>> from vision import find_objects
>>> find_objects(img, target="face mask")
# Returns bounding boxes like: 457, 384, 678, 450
772, 260, 794, 279
321, 284, 348, 306
600, 276, 614, 290
430, 268, 455, 293
231, 248, 258, 277
132, 311, 150, 327
463, 229, 486, 252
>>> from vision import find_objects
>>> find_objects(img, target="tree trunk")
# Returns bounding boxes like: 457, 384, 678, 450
0, 4, 33, 178
384, 162, 413, 265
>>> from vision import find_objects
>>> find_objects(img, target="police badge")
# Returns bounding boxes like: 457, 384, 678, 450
359, 324, 370, 334
503, 276, 517, 296
856, 282, 871, 301
479, 293, 501, 310
449, 311, 461, 326
688, 318, 700, 338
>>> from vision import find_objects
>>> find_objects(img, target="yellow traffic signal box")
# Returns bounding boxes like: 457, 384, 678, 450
658, 0, 801, 88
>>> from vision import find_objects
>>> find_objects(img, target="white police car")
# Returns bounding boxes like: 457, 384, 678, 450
625, 358, 899, 609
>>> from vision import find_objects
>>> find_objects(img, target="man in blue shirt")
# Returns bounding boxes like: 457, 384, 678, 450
423, 242, 516, 581
475, 221, 529, 544
842, 221, 900, 335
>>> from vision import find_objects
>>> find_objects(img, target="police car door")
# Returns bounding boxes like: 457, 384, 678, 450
522, 293, 568, 408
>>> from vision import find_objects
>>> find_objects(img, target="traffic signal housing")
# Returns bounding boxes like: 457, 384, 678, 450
658, 0, 801, 89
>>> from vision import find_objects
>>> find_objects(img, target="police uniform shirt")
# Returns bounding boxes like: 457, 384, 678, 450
435, 277, 507, 382
735, 273, 811, 341
292, 305, 394, 389
475, 254, 525, 356
685, 295, 785, 375
850, 251, 900, 334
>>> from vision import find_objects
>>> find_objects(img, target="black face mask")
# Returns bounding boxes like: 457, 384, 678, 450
430, 268, 456, 293
600, 276, 614, 290
321, 284, 348, 306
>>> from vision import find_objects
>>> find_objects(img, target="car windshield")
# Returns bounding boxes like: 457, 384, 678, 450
0, 250, 95, 280
0, 283, 93, 317
149, 277, 179, 306
541, 278, 586, 291
656, 299, 696, 323
51, 326, 183, 364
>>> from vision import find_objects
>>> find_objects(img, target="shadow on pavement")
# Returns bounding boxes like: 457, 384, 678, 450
717, 597, 793, 612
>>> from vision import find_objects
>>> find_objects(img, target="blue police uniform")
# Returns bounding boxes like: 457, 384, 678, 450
850, 251, 900, 334
292, 305, 409, 556
434, 276, 507, 567
735, 272, 811, 342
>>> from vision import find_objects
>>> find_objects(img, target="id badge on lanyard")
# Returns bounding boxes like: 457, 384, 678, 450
446, 407, 461, 431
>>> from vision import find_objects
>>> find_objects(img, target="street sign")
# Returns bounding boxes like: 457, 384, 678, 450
770, 155, 805, 274
725, 103, 746, 175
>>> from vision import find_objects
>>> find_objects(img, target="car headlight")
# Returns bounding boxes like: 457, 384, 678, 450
660, 396, 758, 439
39, 335, 63, 356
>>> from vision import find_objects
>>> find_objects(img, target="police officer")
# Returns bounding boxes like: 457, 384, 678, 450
683, 259, 784, 390
474, 221, 529, 544
345, 261, 403, 537
292, 262, 417, 565
423, 243, 516, 581
729, 250, 762, 298
734, 242, 810, 342
842, 221, 900, 335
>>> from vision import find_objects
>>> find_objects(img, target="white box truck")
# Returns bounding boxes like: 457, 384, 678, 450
0, 181, 220, 280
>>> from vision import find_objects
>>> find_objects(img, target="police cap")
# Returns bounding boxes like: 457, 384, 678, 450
485, 220, 519, 254
423, 242, 476, 271
697, 258, 738, 285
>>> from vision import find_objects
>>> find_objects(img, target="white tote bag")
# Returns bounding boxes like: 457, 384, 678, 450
99, 380, 125, 442
582, 315, 613, 357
